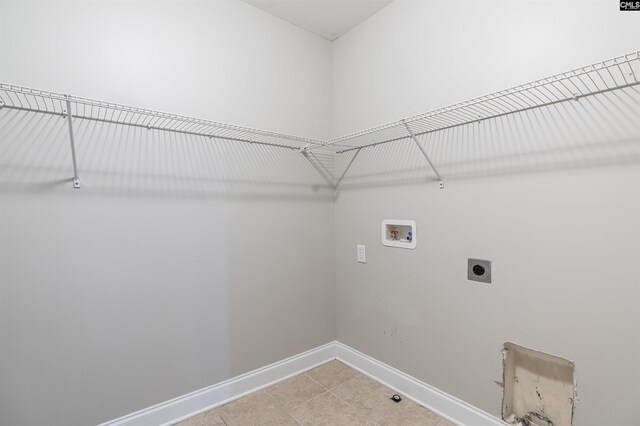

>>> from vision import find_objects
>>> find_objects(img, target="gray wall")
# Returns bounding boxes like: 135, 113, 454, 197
2, 1, 640, 426
0, 2, 335, 425
332, 1, 640, 425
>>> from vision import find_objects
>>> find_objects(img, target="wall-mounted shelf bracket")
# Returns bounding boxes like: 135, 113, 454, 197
402, 120, 444, 189
63, 97, 81, 189
301, 150, 336, 188
335, 147, 361, 188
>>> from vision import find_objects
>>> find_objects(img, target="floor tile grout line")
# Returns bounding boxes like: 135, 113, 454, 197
263, 386, 305, 426
325, 373, 444, 426
302, 362, 368, 410
329, 374, 360, 393
218, 413, 228, 426
177, 362, 449, 426
286, 389, 331, 412
288, 410, 304, 426
305, 360, 362, 391
287, 412, 303, 426
299, 369, 369, 416
261, 380, 315, 424
264, 389, 277, 401
215, 410, 230, 426
302, 372, 329, 391
218, 389, 303, 426
327, 387, 365, 413
287, 387, 374, 426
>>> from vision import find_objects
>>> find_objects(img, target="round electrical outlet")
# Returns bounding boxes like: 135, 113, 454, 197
472, 264, 485, 276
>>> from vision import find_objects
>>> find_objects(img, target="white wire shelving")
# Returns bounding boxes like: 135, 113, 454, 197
0, 84, 323, 151
0, 84, 324, 188
1, 51, 639, 189
312, 51, 640, 188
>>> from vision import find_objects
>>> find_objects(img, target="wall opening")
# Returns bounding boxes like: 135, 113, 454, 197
502, 342, 576, 426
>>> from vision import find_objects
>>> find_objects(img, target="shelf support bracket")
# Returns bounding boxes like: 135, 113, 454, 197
335, 147, 361, 188
64, 97, 81, 189
301, 150, 336, 188
402, 120, 444, 189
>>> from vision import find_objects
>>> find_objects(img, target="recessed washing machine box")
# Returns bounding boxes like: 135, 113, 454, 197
381, 220, 416, 249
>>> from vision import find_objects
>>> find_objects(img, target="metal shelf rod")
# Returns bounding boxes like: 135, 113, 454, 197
335, 148, 362, 188
403, 120, 444, 189
64, 98, 81, 189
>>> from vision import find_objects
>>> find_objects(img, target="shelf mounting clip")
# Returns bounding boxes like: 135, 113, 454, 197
64, 97, 81, 189
402, 120, 444, 189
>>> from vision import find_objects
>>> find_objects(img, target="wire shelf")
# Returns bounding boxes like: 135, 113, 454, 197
320, 51, 640, 154
1, 51, 639, 190
0, 83, 323, 151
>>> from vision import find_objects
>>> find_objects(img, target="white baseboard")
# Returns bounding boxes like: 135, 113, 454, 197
335, 342, 508, 426
98, 341, 337, 426
99, 341, 507, 426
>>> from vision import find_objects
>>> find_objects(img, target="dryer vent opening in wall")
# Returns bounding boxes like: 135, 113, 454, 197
502, 343, 576, 426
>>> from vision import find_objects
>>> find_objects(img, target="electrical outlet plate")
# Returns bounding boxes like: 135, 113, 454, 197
468, 258, 491, 283
357, 245, 366, 263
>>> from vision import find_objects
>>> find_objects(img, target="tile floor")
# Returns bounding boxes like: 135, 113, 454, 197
175, 360, 456, 426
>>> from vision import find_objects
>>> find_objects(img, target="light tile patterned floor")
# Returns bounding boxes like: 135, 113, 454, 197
175, 360, 456, 426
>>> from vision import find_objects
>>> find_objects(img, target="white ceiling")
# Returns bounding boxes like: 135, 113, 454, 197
243, 0, 394, 41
